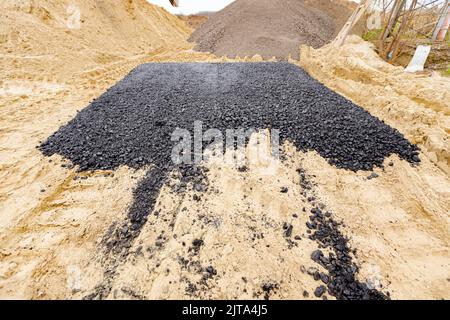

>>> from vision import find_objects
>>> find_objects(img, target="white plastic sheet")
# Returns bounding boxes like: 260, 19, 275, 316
405, 45, 431, 73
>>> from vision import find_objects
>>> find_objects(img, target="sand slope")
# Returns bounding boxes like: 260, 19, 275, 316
298, 36, 450, 174
0, 0, 192, 81
297, 37, 450, 299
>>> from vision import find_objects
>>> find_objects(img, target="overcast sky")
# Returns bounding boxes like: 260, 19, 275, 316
147, 1, 446, 15
147, 0, 236, 15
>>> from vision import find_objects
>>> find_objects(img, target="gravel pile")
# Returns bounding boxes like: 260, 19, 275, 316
189, 0, 354, 60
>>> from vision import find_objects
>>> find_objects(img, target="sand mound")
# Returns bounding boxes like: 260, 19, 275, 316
177, 15, 208, 29
0, 0, 192, 81
298, 36, 450, 174
189, 0, 354, 60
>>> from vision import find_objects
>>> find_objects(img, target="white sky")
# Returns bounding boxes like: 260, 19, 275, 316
147, 1, 445, 15
147, 0, 236, 15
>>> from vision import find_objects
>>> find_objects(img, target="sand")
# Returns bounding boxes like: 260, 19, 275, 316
0, 0, 192, 82
0, 1, 449, 300
298, 36, 450, 175
296, 37, 450, 299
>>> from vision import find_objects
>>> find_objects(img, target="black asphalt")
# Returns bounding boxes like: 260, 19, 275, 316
40, 62, 419, 173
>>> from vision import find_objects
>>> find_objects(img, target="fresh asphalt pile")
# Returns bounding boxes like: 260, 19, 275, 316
41, 63, 419, 172
40, 62, 419, 299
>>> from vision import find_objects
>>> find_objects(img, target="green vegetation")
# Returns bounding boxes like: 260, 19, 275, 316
442, 64, 450, 77
362, 28, 383, 41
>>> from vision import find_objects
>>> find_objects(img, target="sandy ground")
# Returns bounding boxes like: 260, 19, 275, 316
0, 1, 449, 300
297, 37, 450, 299
298, 36, 450, 174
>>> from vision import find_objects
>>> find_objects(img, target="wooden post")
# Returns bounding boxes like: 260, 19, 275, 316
380, 0, 406, 41
379, 0, 406, 58
333, 0, 375, 47
432, 0, 450, 41
385, 0, 418, 62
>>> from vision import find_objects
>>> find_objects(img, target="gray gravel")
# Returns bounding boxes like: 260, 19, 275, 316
189, 0, 353, 60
